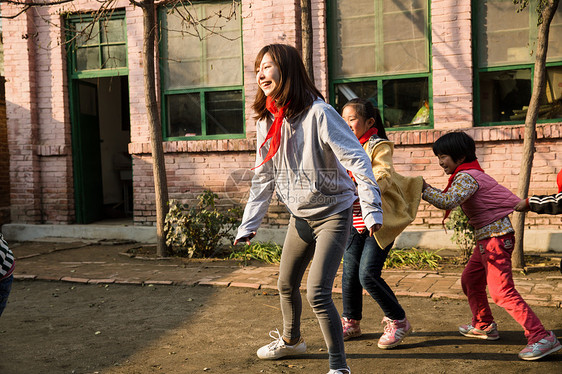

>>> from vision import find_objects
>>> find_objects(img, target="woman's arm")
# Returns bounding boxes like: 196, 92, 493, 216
235, 120, 276, 243
319, 106, 383, 229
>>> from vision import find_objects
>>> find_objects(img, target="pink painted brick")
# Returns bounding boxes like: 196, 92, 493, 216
229, 282, 261, 289
144, 280, 173, 285
115, 280, 144, 285
395, 291, 433, 298
88, 279, 116, 284
61, 277, 90, 283
14, 274, 37, 280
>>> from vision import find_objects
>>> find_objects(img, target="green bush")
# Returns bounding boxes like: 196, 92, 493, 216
229, 241, 283, 264
445, 207, 475, 263
164, 191, 241, 258
384, 247, 442, 270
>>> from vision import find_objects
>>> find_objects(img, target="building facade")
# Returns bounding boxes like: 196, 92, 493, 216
1, 1, 561, 238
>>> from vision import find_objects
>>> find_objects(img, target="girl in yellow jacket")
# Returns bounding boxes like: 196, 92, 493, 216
340, 98, 423, 349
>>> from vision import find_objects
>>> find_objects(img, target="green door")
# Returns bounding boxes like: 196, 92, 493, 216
73, 80, 104, 223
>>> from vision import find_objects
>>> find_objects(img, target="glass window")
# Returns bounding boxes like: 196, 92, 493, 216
383, 78, 429, 128
479, 69, 532, 123
475, 0, 562, 125
69, 14, 127, 72
541, 66, 562, 119
329, 0, 431, 129
160, 1, 244, 139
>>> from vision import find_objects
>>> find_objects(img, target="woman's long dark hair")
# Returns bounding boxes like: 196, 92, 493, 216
342, 98, 387, 140
253, 44, 324, 120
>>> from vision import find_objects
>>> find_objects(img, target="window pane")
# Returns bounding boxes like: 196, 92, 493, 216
331, 0, 376, 79
75, 21, 100, 47
101, 18, 126, 44
331, 0, 428, 78
547, 9, 562, 61
205, 90, 243, 135
165, 61, 202, 90
477, 0, 530, 67
76, 46, 100, 70
479, 69, 531, 123
167, 93, 202, 137
333, 81, 378, 114
206, 57, 242, 86
102, 45, 127, 68
538, 66, 562, 120
161, 2, 242, 89
383, 40, 427, 73
382, 0, 427, 73
382, 78, 429, 128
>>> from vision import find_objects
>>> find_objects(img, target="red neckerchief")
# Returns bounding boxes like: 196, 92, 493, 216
358, 126, 378, 145
557, 169, 562, 193
252, 97, 289, 170
443, 160, 484, 222
347, 127, 378, 183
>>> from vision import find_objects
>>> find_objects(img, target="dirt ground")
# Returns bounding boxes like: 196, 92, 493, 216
1, 279, 561, 374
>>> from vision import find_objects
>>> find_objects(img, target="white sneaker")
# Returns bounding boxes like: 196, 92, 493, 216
327, 367, 351, 374
256, 329, 306, 360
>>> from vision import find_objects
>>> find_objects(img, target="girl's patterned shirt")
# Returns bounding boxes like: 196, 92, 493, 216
423, 172, 514, 241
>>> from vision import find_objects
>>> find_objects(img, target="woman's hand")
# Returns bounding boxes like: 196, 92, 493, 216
234, 232, 256, 245
369, 224, 382, 237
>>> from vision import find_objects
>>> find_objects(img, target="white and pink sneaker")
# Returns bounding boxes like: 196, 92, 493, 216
341, 317, 362, 341
378, 316, 412, 349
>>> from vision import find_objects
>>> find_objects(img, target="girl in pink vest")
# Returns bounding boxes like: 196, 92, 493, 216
422, 131, 560, 361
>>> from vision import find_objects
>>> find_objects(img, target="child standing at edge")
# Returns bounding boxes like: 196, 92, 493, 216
234, 44, 383, 374
422, 131, 561, 361
340, 99, 423, 348
0, 233, 15, 317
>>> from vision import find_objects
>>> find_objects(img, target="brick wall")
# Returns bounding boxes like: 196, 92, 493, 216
3, 7, 42, 223
2, 0, 561, 233
0, 77, 10, 225
431, 0, 474, 129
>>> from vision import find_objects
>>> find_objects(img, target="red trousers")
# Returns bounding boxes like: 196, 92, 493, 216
461, 233, 547, 344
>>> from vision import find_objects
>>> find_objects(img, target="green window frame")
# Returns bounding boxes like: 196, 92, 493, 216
159, 1, 245, 140
327, 0, 433, 130
67, 11, 128, 79
473, 0, 562, 126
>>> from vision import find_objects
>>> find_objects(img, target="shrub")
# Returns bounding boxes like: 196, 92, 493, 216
164, 191, 241, 258
445, 207, 475, 263
229, 241, 282, 264
384, 247, 442, 270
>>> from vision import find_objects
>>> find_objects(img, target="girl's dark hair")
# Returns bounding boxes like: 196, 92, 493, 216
342, 98, 387, 140
253, 44, 324, 120
432, 131, 477, 163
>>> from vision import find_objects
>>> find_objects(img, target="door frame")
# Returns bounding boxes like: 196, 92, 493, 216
66, 11, 129, 223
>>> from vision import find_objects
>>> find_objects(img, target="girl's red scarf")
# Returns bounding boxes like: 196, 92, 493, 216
252, 97, 289, 170
358, 126, 378, 145
557, 169, 562, 193
348, 127, 378, 183
442, 160, 484, 222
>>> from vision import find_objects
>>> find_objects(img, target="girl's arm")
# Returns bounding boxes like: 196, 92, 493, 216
369, 142, 393, 193
527, 192, 562, 215
422, 172, 478, 210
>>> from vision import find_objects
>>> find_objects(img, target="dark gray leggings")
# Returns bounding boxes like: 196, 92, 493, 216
278, 207, 352, 370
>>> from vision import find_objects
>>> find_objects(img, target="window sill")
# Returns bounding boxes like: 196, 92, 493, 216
128, 138, 257, 155
388, 122, 562, 146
